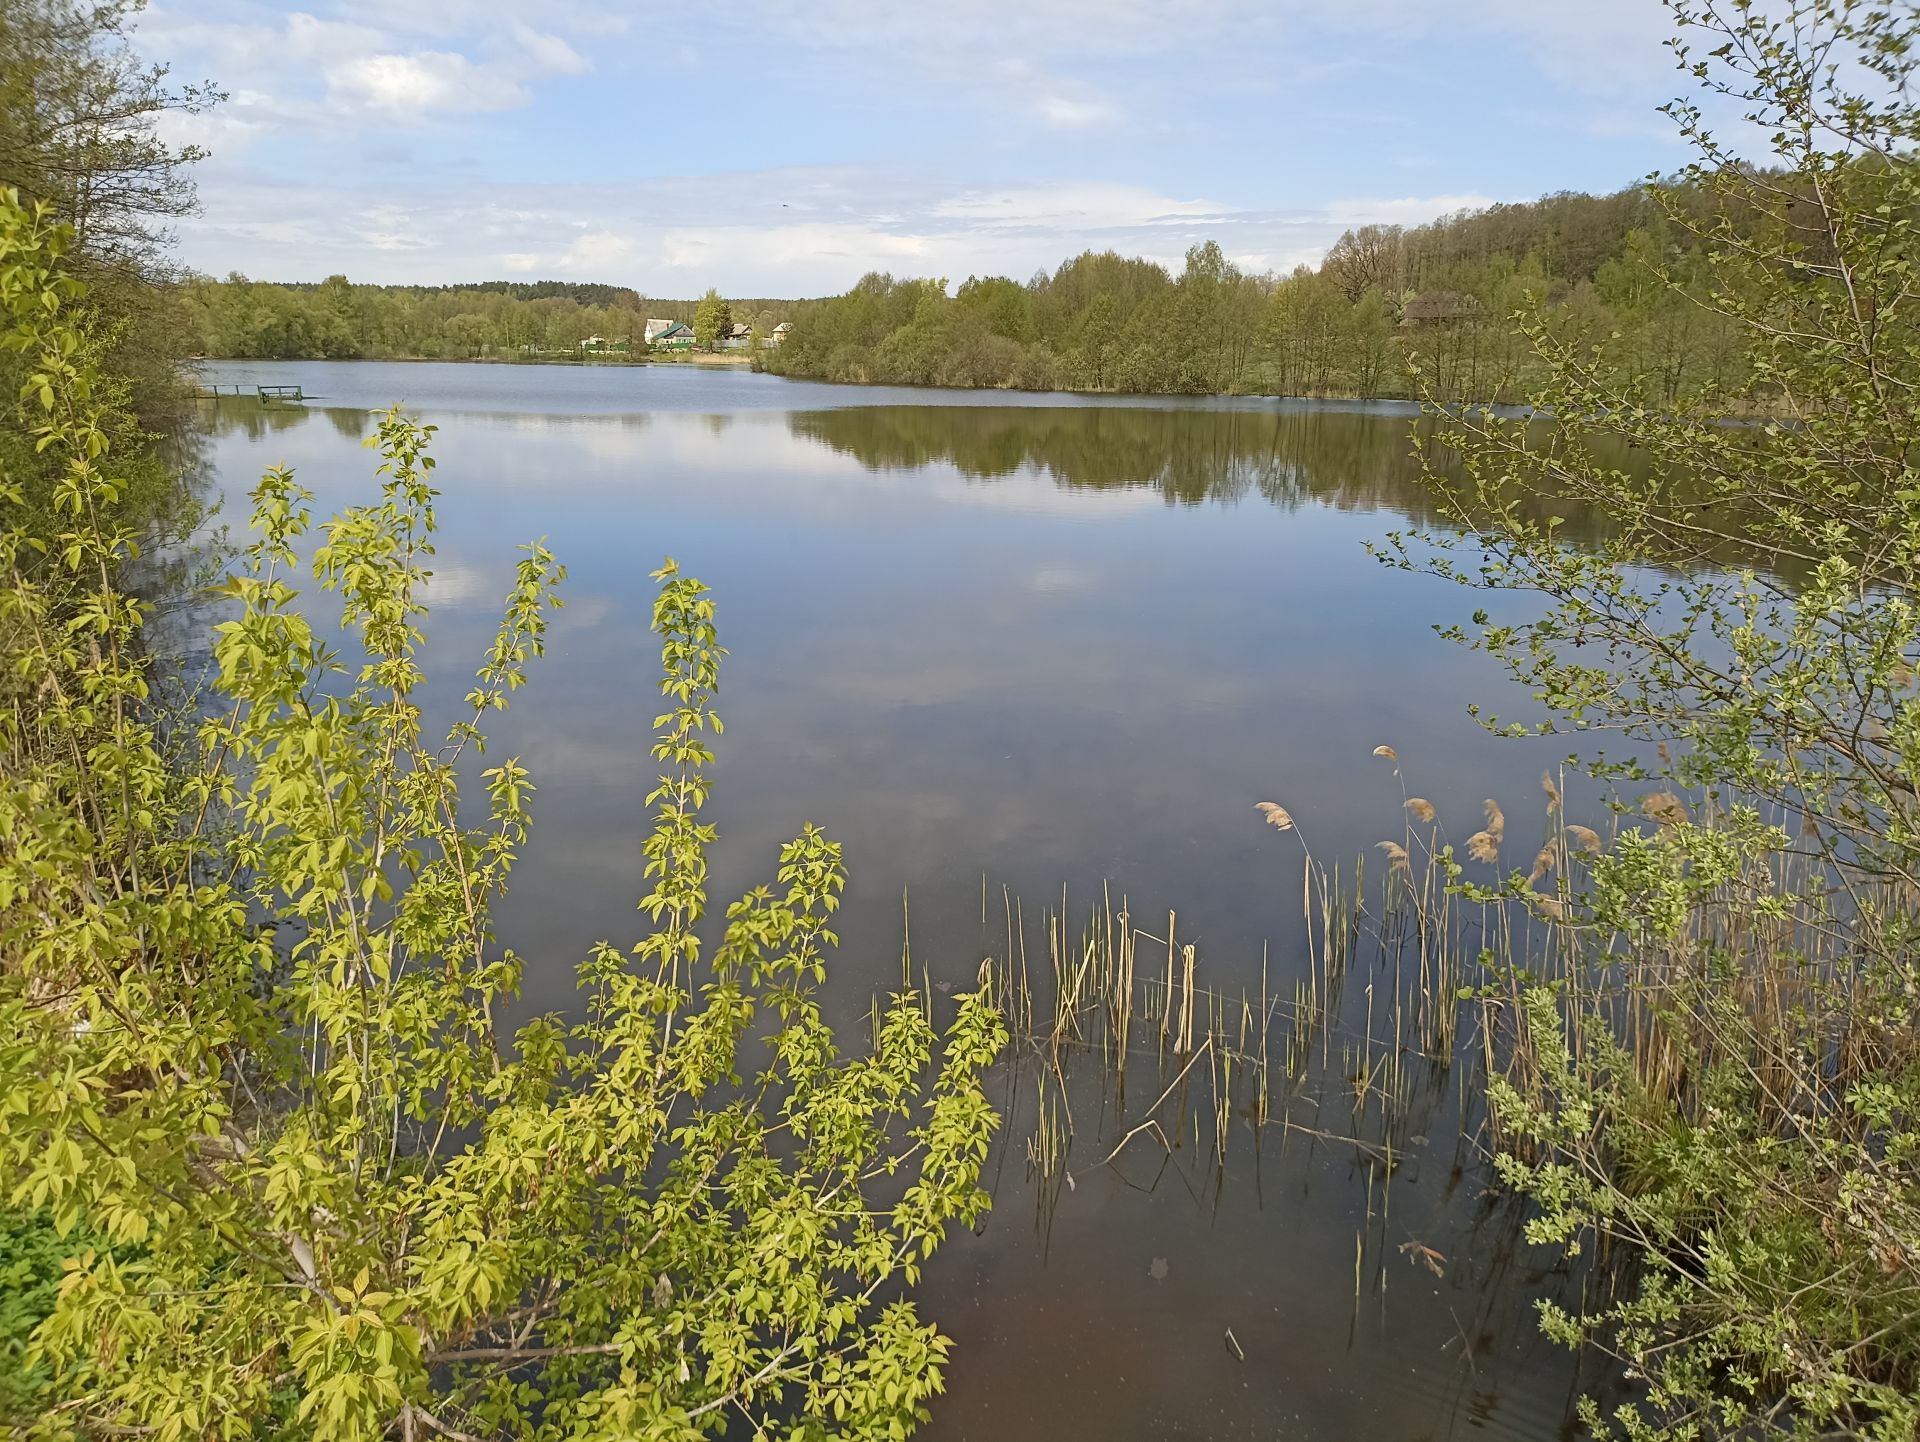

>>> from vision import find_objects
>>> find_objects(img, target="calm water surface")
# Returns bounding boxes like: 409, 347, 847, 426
194, 359, 1616, 1441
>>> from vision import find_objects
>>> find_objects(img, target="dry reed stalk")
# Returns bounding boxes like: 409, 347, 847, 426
1178, 943, 1197, 1056
1162, 911, 1177, 1041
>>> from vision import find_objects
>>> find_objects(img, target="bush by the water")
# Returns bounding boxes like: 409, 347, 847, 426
0, 190, 1004, 1440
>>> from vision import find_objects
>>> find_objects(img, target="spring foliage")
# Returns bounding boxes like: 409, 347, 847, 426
1396, 2, 1920, 1435
0, 189, 1005, 1441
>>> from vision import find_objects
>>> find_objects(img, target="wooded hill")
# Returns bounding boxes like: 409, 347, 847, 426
181, 177, 1749, 402
767, 178, 1746, 402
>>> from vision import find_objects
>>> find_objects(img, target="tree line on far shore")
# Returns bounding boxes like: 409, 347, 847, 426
178, 275, 798, 361
764, 182, 1751, 403
178, 177, 1752, 403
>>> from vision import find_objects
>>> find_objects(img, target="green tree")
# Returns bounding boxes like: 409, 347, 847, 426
0, 0, 221, 426
0, 0, 217, 267
1394, 2, 1920, 1435
0, 192, 1005, 1441
693, 287, 731, 349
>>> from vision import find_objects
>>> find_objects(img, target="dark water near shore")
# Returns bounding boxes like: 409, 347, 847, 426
194, 359, 1619, 1441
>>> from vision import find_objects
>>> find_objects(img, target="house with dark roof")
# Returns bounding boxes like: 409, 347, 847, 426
1400, 291, 1479, 326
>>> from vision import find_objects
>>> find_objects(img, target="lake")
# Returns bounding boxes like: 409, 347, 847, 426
192, 359, 1612, 1441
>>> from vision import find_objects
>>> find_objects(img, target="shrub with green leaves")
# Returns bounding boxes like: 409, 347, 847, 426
0, 188, 1005, 1441
1392, 2, 1920, 1436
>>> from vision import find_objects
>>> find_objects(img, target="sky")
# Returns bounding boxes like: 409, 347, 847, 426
140, 0, 1693, 297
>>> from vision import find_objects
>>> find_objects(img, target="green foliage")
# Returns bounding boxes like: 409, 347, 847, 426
181, 277, 797, 362
181, 181, 1756, 401
766, 196, 1751, 400
0, 1209, 74, 1422
0, 189, 1004, 1440
1394, 2, 1920, 1435
692, 288, 731, 350
1, 0, 220, 428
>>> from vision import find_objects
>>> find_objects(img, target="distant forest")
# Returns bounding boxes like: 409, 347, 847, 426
184, 179, 1751, 402
768, 180, 1753, 403
180, 277, 799, 362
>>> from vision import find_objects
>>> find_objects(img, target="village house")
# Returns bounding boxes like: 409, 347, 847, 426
1399, 291, 1478, 327
649, 321, 695, 350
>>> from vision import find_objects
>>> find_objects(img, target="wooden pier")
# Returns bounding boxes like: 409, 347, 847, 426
189, 382, 308, 404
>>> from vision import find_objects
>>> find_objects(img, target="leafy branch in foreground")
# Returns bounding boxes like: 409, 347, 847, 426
0, 186, 1004, 1442
1385, 2, 1920, 1437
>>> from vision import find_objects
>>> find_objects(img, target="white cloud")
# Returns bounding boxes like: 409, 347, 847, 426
1033, 94, 1122, 129
699, 0, 1676, 98
142, 3, 596, 129
557, 230, 635, 271
132, 0, 1710, 290
1323, 193, 1499, 225
933, 183, 1221, 230
510, 24, 590, 77
173, 163, 1441, 291
988, 58, 1125, 131
327, 51, 522, 116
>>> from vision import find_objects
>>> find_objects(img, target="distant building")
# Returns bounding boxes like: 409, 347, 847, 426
1399, 291, 1478, 326
644, 318, 678, 344
769, 322, 793, 346
581, 334, 608, 350
650, 321, 696, 350
717, 322, 754, 350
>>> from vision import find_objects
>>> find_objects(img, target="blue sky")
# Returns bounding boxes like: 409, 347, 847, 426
143, 0, 1691, 296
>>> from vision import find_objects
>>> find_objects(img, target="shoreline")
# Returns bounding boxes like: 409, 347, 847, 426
188, 353, 1437, 407
188, 351, 758, 369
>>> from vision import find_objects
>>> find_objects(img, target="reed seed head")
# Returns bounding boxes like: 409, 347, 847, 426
1372, 744, 1399, 762
1482, 798, 1506, 839
1566, 824, 1603, 855
1540, 770, 1562, 807
1642, 791, 1688, 829
1405, 797, 1437, 824
1466, 829, 1500, 864
1375, 840, 1410, 870
1255, 801, 1295, 832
